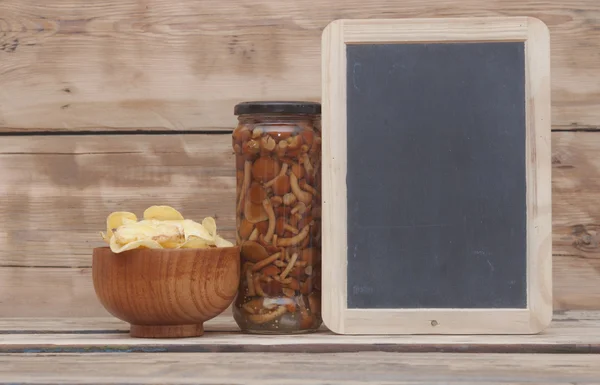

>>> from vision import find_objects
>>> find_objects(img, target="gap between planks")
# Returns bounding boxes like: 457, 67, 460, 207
0, 126, 591, 137
0, 129, 234, 136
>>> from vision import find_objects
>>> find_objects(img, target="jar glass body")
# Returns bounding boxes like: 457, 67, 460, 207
231, 112, 322, 334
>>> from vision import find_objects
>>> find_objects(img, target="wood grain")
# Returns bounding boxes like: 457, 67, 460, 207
321, 16, 347, 335
0, 134, 236, 268
552, 132, 600, 309
0, 133, 235, 317
92, 246, 240, 338
0, 317, 128, 332
526, 15, 553, 329
341, 16, 532, 42
11, 310, 600, 332
1, 311, 600, 353
0, 267, 236, 318
0, 267, 110, 317
0, 0, 598, 131
0, 132, 599, 317
1, 352, 599, 384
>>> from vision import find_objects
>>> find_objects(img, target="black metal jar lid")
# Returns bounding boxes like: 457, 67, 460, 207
234, 101, 321, 115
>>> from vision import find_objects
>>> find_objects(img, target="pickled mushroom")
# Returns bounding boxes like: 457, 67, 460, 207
244, 199, 269, 223
248, 182, 267, 204
240, 241, 269, 263
272, 175, 291, 195
251, 156, 280, 183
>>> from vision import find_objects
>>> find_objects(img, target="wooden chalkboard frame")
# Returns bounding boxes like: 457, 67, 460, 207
321, 17, 552, 334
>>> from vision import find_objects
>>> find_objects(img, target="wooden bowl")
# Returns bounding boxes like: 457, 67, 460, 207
92, 246, 240, 338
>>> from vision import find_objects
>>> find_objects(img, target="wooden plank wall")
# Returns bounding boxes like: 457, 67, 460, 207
0, 0, 599, 317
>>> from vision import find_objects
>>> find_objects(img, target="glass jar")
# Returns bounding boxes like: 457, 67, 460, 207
231, 101, 322, 334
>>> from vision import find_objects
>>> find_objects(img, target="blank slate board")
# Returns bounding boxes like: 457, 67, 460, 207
321, 17, 552, 335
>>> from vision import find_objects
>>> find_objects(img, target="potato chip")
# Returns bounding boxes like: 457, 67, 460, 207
202, 217, 217, 237
105, 211, 138, 242
113, 223, 160, 245
181, 219, 213, 242
152, 222, 185, 248
214, 234, 234, 248
121, 217, 138, 225
178, 237, 211, 249
110, 235, 163, 253
143, 205, 184, 221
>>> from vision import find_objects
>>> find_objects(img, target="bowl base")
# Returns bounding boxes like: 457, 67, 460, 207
130, 323, 204, 338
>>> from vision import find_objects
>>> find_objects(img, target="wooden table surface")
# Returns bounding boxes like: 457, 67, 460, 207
2, 310, 600, 384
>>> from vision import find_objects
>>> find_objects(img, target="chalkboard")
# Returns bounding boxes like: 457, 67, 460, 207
346, 41, 527, 310
321, 17, 552, 335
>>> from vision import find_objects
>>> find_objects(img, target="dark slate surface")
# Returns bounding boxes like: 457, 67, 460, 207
345, 42, 527, 309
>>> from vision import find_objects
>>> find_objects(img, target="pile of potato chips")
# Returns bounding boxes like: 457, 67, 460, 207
101, 205, 234, 253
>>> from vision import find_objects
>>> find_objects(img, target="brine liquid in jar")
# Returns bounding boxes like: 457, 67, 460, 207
231, 101, 322, 334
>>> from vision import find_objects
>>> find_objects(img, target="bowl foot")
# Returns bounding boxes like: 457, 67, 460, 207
130, 324, 204, 338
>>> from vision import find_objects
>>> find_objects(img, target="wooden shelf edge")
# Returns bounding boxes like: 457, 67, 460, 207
0, 310, 599, 354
